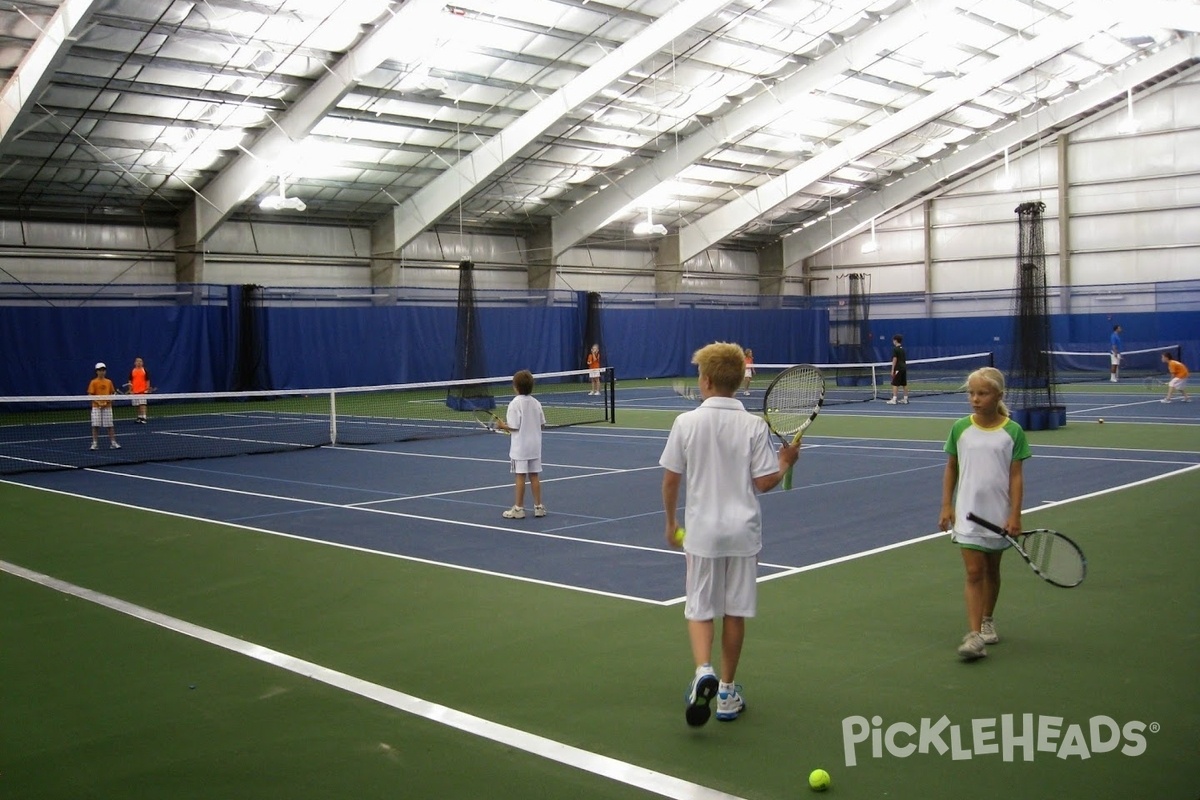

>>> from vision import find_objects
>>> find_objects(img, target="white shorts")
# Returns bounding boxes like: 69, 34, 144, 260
1169, 377, 1188, 389
510, 458, 542, 475
684, 554, 758, 620
744, 368, 753, 378
589, 369, 600, 380
90, 407, 114, 428
1111, 353, 1121, 366
950, 529, 1012, 553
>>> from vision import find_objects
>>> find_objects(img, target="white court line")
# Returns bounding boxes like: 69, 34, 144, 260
0, 479, 664, 606
0, 559, 747, 800
734, 461, 1200, 593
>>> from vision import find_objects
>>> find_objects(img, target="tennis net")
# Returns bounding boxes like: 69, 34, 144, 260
750, 352, 994, 404
1046, 345, 1180, 384
0, 367, 614, 476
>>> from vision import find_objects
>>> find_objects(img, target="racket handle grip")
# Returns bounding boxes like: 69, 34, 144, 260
965, 512, 1005, 535
782, 464, 794, 491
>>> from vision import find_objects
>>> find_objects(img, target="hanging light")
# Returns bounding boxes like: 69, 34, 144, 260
633, 208, 667, 236
860, 217, 880, 254
260, 175, 306, 211
1117, 87, 1139, 134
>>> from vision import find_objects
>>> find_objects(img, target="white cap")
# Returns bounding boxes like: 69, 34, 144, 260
95, 362, 106, 369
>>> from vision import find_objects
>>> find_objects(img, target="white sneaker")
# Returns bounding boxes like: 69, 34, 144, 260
1111, 376, 1118, 382
685, 668, 719, 727
89, 442, 98, 451
886, 398, 897, 405
1161, 399, 1171, 403
899, 397, 908, 404
534, 504, 547, 517
957, 631, 987, 661
716, 685, 745, 721
110, 442, 121, 449
980, 617, 999, 645
502, 506, 525, 519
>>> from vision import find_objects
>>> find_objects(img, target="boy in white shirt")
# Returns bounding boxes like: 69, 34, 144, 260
497, 370, 547, 519
660, 342, 799, 726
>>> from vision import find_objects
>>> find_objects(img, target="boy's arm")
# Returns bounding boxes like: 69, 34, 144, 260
662, 469, 682, 544
939, 455, 958, 531
751, 441, 800, 493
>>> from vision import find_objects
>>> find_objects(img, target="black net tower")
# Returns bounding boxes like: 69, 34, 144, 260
1007, 201, 1057, 413
446, 259, 495, 412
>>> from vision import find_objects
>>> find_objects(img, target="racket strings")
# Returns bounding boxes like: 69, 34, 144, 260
764, 368, 823, 434
1022, 531, 1085, 585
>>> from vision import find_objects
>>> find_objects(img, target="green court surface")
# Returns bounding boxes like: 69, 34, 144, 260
2, 415, 1197, 800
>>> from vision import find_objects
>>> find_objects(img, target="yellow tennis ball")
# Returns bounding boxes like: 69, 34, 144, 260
808, 769, 830, 792
1097, 418, 1105, 424
673, 527, 686, 545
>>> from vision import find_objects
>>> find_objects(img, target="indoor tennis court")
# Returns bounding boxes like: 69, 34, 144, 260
3, 2, 1200, 799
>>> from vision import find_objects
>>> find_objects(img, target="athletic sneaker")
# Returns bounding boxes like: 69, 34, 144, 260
110, 442, 121, 449
957, 631, 987, 661
136, 417, 147, 424
886, 398, 898, 405
899, 397, 909, 404
980, 617, 999, 645
89, 442, 98, 451
685, 668, 719, 727
534, 504, 547, 517
502, 506, 525, 519
716, 684, 746, 721
1161, 399, 1171, 403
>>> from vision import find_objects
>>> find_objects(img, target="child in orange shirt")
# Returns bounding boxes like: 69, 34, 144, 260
1161, 352, 1190, 403
587, 344, 602, 396
88, 363, 121, 450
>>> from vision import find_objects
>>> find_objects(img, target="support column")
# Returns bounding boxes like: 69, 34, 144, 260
175, 205, 205, 284
526, 222, 556, 290
369, 217, 401, 287
654, 233, 683, 294
758, 241, 785, 300
1057, 134, 1072, 315
923, 199, 934, 317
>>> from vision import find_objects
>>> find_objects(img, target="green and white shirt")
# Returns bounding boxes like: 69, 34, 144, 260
944, 415, 1031, 549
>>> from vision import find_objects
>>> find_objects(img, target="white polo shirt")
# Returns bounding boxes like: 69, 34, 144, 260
506, 394, 545, 460
659, 396, 779, 558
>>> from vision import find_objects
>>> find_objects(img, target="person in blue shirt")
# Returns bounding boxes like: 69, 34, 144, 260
1110, 324, 1122, 383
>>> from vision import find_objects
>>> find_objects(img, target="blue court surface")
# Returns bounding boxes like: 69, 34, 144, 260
10, 384, 1198, 604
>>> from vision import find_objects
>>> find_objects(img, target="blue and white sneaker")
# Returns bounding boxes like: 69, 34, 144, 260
716, 685, 745, 721
684, 669, 719, 727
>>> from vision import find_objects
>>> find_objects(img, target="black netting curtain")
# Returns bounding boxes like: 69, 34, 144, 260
446, 259, 495, 411
1007, 201, 1056, 409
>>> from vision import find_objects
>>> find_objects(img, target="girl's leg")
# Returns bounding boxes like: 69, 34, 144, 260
982, 550, 1003, 618
960, 548, 990, 632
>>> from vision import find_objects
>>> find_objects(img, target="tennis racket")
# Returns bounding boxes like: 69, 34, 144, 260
966, 512, 1087, 588
762, 365, 824, 490
671, 380, 697, 402
474, 408, 508, 434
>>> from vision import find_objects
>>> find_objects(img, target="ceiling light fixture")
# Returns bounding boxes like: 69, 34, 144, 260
260, 176, 306, 212
861, 217, 880, 254
633, 208, 667, 236
1117, 87, 1139, 134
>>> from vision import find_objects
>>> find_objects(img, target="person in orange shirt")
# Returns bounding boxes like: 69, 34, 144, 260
123, 356, 154, 423
741, 348, 754, 396
1161, 352, 1190, 403
586, 343, 602, 396
88, 362, 121, 450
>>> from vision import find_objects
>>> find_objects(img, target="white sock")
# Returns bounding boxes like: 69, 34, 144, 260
697, 663, 714, 676
719, 681, 735, 695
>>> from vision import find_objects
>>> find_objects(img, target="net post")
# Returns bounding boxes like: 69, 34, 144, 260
329, 389, 337, 446
606, 367, 616, 423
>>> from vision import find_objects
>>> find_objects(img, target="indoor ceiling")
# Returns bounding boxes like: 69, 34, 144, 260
0, 0, 1196, 261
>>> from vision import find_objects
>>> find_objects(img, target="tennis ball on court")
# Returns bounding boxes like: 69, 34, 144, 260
808, 768, 831, 792
1097, 418, 1105, 424
673, 527, 686, 545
